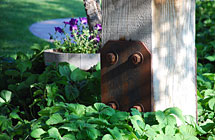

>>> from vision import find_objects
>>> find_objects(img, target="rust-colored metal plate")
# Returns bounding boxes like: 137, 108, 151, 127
101, 40, 152, 112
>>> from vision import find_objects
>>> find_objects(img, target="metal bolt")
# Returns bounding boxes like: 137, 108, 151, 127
131, 53, 143, 65
107, 102, 117, 110
106, 53, 117, 65
132, 105, 144, 112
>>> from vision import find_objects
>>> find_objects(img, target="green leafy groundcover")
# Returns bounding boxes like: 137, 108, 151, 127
28, 103, 203, 140
0, 48, 214, 140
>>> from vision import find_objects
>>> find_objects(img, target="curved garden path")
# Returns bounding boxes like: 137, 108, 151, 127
29, 18, 71, 42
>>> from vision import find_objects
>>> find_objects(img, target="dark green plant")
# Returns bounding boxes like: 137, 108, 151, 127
195, 1, 215, 139
29, 103, 202, 140
196, 0, 215, 73
30, 62, 101, 111
0, 53, 101, 118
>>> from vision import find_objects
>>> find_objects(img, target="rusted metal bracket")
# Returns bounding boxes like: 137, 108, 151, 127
101, 40, 152, 112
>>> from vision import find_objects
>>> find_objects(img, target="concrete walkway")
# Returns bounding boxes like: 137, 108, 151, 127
29, 18, 71, 42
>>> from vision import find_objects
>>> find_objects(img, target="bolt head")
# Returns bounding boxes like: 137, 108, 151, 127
132, 105, 144, 112
107, 102, 117, 110
106, 53, 117, 64
131, 53, 143, 65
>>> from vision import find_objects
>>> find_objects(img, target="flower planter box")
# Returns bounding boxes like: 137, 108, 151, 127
44, 49, 100, 70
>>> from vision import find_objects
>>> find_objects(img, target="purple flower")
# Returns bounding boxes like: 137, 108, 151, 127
70, 25, 78, 31
79, 17, 87, 24
89, 35, 94, 40
95, 35, 100, 42
94, 24, 102, 31
63, 21, 70, 25
55, 27, 64, 33
69, 18, 78, 26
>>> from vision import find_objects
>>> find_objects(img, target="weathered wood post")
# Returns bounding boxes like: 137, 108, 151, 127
101, 0, 197, 118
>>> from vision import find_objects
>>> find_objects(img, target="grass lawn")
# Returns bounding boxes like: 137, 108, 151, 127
0, 0, 86, 57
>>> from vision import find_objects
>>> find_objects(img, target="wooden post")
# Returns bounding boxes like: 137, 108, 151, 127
102, 0, 197, 117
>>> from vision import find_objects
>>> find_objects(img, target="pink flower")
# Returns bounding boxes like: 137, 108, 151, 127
79, 17, 87, 24
70, 25, 78, 31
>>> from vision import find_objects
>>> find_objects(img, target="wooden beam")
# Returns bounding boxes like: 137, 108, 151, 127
102, 0, 196, 117
152, 0, 196, 117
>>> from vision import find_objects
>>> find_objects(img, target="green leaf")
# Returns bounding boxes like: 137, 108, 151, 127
113, 123, 133, 132
144, 112, 157, 125
46, 113, 64, 125
25, 74, 38, 85
130, 115, 145, 135
154, 134, 173, 140
94, 103, 108, 112
16, 52, 29, 60
69, 64, 77, 72
166, 115, 177, 127
102, 134, 114, 140
205, 55, 215, 62
48, 127, 62, 139
30, 128, 46, 138
165, 125, 175, 136
100, 107, 115, 116
86, 127, 101, 139
0, 115, 12, 132
164, 107, 185, 124
200, 119, 215, 132
202, 73, 215, 81
208, 97, 215, 110
0, 133, 10, 140
185, 115, 206, 134
203, 89, 215, 97
130, 108, 142, 116
33, 89, 43, 97
5, 70, 20, 77
17, 60, 32, 73
184, 136, 199, 140
70, 68, 89, 82
87, 118, 110, 126
9, 112, 22, 121
46, 83, 58, 106
59, 123, 79, 132
110, 111, 129, 123
67, 103, 86, 116
95, 63, 101, 71
107, 127, 124, 140
30, 43, 43, 51
179, 125, 197, 136
59, 64, 72, 80
62, 134, 76, 140
145, 124, 157, 138
155, 111, 166, 125
0, 90, 12, 103
65, 85, 80, 101
38, 107, 51, 116
207, 136, 215, 140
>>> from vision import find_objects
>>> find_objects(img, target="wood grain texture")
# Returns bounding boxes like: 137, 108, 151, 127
102, 0, 152, 52
152, 0, 197, 117
102, 0, 197, 117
